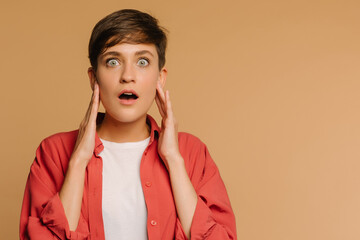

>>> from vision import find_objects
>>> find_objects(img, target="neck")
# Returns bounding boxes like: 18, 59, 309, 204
96, 112, 150, 143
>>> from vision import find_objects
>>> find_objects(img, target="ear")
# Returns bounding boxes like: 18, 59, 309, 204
158, 67, 167, 88
88, 67, 97, 91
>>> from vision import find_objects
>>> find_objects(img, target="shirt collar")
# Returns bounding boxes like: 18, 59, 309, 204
93, 112, 160, 155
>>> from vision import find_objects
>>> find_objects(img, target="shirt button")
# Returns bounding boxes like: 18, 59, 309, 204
150, 220, 157, 226
145, 181, 152, 187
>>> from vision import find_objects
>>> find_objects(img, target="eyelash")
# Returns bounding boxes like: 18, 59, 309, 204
105, 58, 119, 67
105, 57, 150, 67
139, 57, 150, 65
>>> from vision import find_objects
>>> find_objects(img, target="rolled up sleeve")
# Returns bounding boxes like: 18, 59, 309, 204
19, 138, 89, 240
175, 139, 237, 240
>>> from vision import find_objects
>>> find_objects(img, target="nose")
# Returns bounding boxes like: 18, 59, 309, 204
120, 62, 135, 83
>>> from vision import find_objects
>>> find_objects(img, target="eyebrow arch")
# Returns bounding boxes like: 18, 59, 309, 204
101, 50, 154, 59
135, 50, 154, 57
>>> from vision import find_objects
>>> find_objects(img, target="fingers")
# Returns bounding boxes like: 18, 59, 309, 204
156, 81, 166, 105
155, 94, 165, 118
82, 88, 95, 125
80, 81, 99, 131
156, 81, 166, 116
156, 81, 165, 99
165, 90, 173, 120
156, 81, 176, 125
89, 82, 100, 125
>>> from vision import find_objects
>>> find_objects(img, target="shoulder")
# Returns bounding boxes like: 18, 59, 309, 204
39, 129, 79, 151
177, 131, 209, 157
178, 131, 205, 148
177, 132, 211, 165
33, 129, 79, 174
177, 132, 218, 187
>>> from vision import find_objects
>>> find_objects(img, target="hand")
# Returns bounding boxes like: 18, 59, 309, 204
59, 81, 100, 230
155, 83, 197, 239
70, 81, 100, 167
155, 81, 182, 170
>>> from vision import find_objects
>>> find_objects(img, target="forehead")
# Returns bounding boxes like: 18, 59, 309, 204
101, 42, 158, 58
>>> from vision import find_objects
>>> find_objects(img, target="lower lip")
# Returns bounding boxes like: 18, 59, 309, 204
118, 98, 138, 105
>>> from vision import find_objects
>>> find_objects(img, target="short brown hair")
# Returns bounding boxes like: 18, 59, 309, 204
88, 9, 168, 71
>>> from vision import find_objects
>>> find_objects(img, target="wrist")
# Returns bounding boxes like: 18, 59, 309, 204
166, 154, 185, 171
69, 156, 88, 171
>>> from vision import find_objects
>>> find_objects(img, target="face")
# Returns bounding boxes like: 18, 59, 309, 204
88, 42, 167, 123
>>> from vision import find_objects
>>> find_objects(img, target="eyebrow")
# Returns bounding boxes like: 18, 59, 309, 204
101, 50, 154, 59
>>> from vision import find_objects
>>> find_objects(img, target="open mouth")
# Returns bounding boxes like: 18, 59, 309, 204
119, 92, 139, 100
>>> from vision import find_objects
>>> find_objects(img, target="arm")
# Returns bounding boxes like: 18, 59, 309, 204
171, 140, 237, 240
19, 138, 89, 240
155, 84, 197, 238
59, 157, 87, 231
60, 73, 100, 230
163, 140, 237, 240
155, 82, 236, 239
167, 155, 198, 238
20, 81, 100, 239
187, 142, 237, 240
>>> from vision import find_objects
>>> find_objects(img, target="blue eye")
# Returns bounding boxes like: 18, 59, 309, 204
138, 58, 149, 66
107, 59, 119, 66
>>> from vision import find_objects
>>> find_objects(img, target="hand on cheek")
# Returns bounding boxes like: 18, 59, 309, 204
155, 81, 182, 170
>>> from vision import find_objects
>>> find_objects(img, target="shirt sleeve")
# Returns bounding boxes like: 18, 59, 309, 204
19, 138, 89, 240
175, 139, 237, 240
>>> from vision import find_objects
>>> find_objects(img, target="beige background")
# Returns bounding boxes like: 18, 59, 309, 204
1, 0, 360, 239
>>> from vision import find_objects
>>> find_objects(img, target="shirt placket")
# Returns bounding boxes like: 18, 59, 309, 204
88, 148, 105, 240
141, 133, 162, 239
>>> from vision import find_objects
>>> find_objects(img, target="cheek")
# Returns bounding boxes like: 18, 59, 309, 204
97, 71, 117, 92
144, 82, 157, 101
143, 72, 159, 94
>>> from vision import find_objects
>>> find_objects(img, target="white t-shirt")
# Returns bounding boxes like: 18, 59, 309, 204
99, 136, 150, 240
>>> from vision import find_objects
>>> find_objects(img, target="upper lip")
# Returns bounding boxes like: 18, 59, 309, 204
118, 89, 139, 98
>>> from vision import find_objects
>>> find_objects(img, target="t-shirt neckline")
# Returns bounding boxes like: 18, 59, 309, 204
99, 136, 151, 149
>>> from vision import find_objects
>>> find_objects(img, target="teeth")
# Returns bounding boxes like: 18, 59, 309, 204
123, 93, 133, 95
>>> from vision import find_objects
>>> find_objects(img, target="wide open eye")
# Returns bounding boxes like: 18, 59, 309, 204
107, 59, 119, 67
137, 58, 149, 67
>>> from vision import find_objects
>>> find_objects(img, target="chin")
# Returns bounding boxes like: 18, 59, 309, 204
107, 108, 148, 123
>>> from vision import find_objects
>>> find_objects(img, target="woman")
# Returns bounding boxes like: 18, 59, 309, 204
20, 9, 237, 240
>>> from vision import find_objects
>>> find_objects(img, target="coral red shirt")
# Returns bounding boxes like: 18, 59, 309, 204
20, 112, 237, 240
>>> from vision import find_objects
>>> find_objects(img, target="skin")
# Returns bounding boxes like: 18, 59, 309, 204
59, 42, 197, 238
